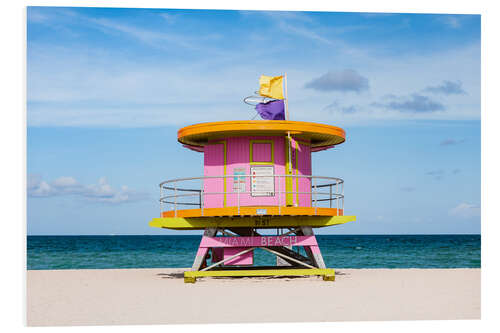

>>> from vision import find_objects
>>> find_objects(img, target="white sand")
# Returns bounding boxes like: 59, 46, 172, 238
27, 268, 480, 326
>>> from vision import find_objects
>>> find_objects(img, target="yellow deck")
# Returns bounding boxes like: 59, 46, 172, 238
150, 215, 356, 230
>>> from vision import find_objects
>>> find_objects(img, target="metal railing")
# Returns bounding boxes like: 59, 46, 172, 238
159, 174, 344, 217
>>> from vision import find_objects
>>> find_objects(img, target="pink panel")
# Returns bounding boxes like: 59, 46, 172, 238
200, 236, 318, 248
223, 247, 253, 265
252, 143, 272, 162
295, 141, 312, 207
202, 136, 311, 208
225, 136, 286, 207
203, 143, 225, 208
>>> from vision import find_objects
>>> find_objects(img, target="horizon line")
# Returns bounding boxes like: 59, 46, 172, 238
27, 233, 481, 236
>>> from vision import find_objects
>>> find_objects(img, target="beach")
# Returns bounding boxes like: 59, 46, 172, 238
27, 268, 480, 326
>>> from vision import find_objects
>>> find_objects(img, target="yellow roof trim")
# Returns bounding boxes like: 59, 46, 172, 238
177, 120, 346, 148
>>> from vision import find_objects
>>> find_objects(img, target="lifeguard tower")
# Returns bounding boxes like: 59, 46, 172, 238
149, 76, 356, 283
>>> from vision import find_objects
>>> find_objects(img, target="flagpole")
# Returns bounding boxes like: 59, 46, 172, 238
284, 72, 294, 206
284, 72, 290, 120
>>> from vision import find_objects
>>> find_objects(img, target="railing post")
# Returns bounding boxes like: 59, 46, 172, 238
160, 183, 163, 218
313, 178, 317, 215
278, 175, 281, 215
342, 181, 344, 215
237, 175, 240, 215
174, 181, 177, 218
329, 184, 332, 208
200, 178, 204, 216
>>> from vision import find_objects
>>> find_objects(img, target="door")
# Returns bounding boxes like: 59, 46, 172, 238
295, 141, 312, 207
286, 138, 312, 207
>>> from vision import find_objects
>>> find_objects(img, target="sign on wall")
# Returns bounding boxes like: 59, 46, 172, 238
250, 166, 274, 196
232, 167, 246, 193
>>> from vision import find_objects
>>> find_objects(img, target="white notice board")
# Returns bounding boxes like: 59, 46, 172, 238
250, 166, 274, 197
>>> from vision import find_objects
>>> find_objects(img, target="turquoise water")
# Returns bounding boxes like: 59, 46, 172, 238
27, 234, 480, 270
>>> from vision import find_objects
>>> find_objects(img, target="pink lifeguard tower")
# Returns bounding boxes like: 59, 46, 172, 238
149, 120, 356, 283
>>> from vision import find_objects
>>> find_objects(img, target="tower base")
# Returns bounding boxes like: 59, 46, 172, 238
184, 267, 335, 283
185, 225, 334, 283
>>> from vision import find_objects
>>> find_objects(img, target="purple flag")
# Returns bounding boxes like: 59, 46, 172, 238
255, 100, 285, 120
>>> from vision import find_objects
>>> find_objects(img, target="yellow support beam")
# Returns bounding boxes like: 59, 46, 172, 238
184, 268, 335, 283
149, 215, 356, 230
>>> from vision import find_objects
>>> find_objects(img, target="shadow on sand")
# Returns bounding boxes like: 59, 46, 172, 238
155, 270, 348, 281
156, 272, 185, 279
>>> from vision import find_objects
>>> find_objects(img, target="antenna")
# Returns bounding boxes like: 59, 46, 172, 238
243, 95, 275, 106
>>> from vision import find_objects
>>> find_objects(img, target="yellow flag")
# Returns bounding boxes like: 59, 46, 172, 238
259, 75, 284, 100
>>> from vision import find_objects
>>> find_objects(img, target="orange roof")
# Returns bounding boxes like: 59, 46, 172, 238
177, 120, 346, 148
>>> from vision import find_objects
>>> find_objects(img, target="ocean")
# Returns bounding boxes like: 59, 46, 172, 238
27, 234, 481, 270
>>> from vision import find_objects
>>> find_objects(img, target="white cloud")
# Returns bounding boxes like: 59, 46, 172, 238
27, 42, 480, 127
425, 169, 445, 180
27, 175, 147, 204
158, 12, 177, 24
29, 180, 53, 197
438, 16, 462, 29
52, 176, 79, 188
440, 138, 465, 146
27, 174, 42, 190
424, 80, 466, 95
305, 69, 370, 93
246, 10, 365, 50
88, 17, 196, 50
449, 203, 480, 219
260, 11, 315, 23
373, 94, 445, 113
277, 20, 333, 45
27, 10, 49, 23
27, 10, 480, 127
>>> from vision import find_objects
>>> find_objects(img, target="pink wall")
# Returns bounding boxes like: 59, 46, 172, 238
226, 136, 286, 207
202, 136, 312, 208
203, 143, 225, 208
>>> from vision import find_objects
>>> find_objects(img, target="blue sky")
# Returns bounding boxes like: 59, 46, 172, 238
26, 7, 481, 235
